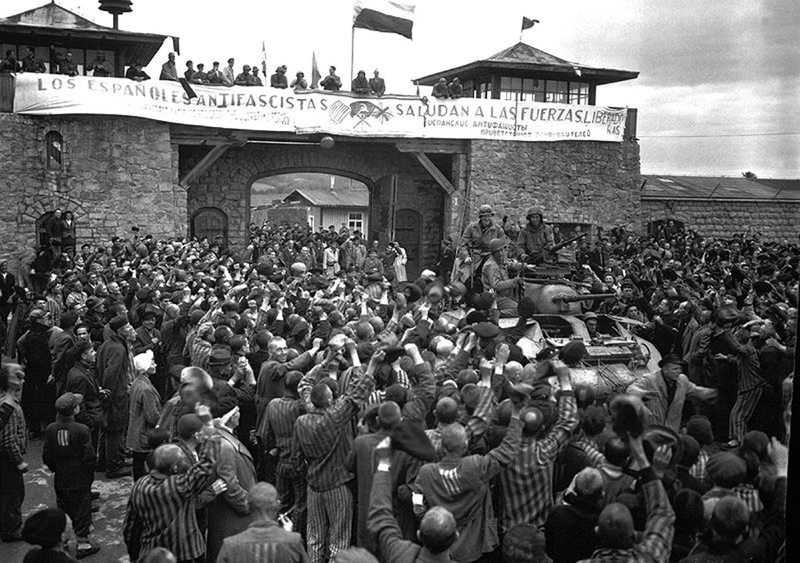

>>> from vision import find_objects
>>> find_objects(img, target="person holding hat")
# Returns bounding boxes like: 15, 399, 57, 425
497, 359, 578, 536
43, 392, 99, 559
127, 351, 162, 480
124, 430, 225, 562
517, 206, 555, 265
206, 405, 257, 563
481, 238, 522, 317
96, 315, 137, 478
0, 363, 27, 542
627, 354, 717, 433
291, 338, 374, 563
707, 305, 748, 442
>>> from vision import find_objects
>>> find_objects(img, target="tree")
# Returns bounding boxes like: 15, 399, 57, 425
742, 171, 758, 180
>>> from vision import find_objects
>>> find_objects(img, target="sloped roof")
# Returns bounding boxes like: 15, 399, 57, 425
282, 189, 369, 208
0, 3, 169, 66
415, 42, 638, 86
642, 175, 800, 200
1, 3, 113, 31
486, 43, 575, 66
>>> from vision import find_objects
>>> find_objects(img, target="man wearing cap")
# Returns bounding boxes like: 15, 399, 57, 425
369, 69, 386, 96
96, 315, 137, 478
16, 308, 56, 438
270, 65, 288, 89
627, 354, 718, 433
707, 305, 748, 442
42, 392, 99, 558
517, 206, 555, 265
65, 340, 105, 454
207, 406, 257, 563
481, 238, 523, 317
0, 363, 27, 542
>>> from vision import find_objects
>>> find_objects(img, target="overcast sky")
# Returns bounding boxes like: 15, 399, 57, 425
6, 0, 800, 178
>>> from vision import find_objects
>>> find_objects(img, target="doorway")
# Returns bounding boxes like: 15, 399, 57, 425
395, 208, 422, 279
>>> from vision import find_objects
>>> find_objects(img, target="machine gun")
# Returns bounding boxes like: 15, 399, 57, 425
548, 232, 588, 255
527, 232, 587, 265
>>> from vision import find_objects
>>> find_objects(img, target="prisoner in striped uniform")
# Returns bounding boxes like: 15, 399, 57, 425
498, 364, 578, 532
123, 435, 221, 562
414, 403, 523, 563
259, 370, 306, 536
291, 342, 374, 563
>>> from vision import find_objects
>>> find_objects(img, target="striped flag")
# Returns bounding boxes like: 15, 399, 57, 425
311, 51, 321, 89
353, 0, 415, 39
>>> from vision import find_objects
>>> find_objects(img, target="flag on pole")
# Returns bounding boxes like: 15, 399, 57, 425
261, 41, 267, 84
522, 16, 539, 31
353, 0, 415, 39
311, 51, 321, 89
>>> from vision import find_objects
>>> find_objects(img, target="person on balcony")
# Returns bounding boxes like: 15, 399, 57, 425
0, 50, 21, 73
21, 46, 46, 73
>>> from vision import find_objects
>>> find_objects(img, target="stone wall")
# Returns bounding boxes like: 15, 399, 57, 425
0, 114, 185, 276
183, 141, 446, 269
642, 198, 800, 241
466, 139, 641, 235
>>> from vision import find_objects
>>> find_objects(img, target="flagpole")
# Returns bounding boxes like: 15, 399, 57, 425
350, 25, 355, 85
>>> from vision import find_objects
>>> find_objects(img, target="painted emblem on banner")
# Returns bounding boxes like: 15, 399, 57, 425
328, 100, 393, 128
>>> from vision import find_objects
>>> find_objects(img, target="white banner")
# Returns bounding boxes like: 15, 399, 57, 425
13, 74, 627, 142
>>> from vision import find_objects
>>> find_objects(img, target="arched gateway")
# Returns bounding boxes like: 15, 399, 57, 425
178, 137, 464, 269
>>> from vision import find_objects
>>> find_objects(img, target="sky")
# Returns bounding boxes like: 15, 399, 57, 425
5, 0, 800, 178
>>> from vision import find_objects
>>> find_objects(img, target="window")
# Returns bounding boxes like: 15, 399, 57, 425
477, 78, 492, 99
45, 131, 63, 170
348, 212, 363, 232
497, 77, 588, 105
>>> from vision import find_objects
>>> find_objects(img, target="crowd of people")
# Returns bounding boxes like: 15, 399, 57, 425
0, 46, 391, 97
0, 202, 795, 563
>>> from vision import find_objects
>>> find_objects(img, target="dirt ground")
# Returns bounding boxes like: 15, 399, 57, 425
0, 437, 131, 563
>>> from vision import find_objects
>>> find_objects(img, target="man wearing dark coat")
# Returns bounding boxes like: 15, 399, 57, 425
96, 315, 136, 478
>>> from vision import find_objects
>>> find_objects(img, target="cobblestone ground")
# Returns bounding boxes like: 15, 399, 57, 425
0, 438, 131, 563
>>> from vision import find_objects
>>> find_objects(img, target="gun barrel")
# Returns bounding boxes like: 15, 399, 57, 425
560, 293, 617, 303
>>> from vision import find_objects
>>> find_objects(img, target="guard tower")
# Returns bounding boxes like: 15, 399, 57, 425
415, 42, 638, 106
